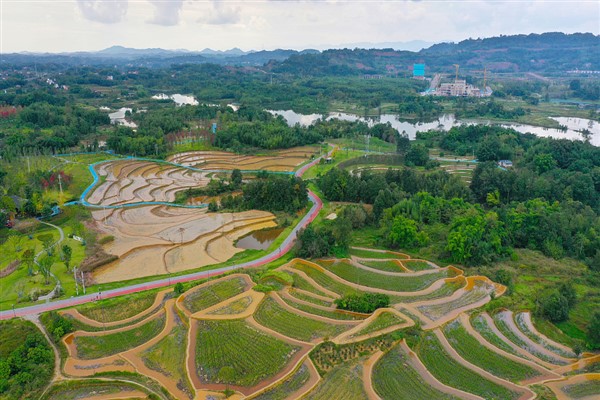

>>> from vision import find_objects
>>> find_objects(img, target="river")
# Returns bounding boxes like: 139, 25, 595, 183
268, 110, 600, 146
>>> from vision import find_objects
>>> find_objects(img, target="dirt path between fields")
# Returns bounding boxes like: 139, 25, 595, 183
333, 308, 415, 345
554, 354, 600, 375
479, 313, 559, 370
348, 257, 445, 277
60, 289, 170, 328
398, 340, 483, 400
545, 373, 600, 400
362, 351, 383, 400
496, 310, 574, 365
458, 313, 560, 384
518, 311, 576, 357
433, 328, 536, 400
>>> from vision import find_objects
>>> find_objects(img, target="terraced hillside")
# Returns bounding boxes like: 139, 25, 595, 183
33, 248, 598, 400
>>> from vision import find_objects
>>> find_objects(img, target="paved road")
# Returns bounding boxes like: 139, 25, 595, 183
0, 153, 326, 320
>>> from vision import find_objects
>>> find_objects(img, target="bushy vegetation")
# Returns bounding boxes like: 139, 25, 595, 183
334, 293, 389, 313
0, 320, 54, 399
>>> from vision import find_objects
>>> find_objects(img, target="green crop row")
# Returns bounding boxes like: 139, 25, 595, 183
183, 276, 248, 314
195, 319, 299, 387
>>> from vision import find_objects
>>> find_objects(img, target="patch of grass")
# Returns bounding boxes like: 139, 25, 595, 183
288, 289, 332, 307
288, 262, 358, 296
303, 360, 367, 400
359, 260, 405, 273
322, 261, 452, 292
183, 276, 248, 314
470, 314, 521, 357
349, 311, 406, 339
195, 319, 300, 387
349, 248, 398, 259
76, 290, 158, 323
255, 296, 351, 341
443, 319, 541, 382
74, 314, 165, 360
561, 381, 600, 399
43, 380, 149, 400
417, 288, 488, 321
142, 319, 194, 399
287, 271, 333, 298
252, 363, 312, 400
415, 332, 520, 400
493, 313, 563, 365
403, 260, 435, 271
208, 295, 253, 315
280, 295, 364, 321
398, 280, 464, 304
372, 344, 459, 400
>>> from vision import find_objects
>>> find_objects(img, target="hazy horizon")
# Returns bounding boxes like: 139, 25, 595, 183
2, 1, 599, 53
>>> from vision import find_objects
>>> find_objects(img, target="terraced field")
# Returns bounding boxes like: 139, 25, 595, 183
42, 249, 596, 400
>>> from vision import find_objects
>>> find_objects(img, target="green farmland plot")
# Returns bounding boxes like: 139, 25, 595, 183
372, 344, 459, 400
287, 271, 332, 297
288, 262, 358, 296
288, 289, 332, 307
252, 363, 312, 400
304, 360, 367, 400
280, 295, 364, 321
470, 314, 521, 357
349, 248, 400, 260
415, 332, 520, 400
77, 290, 157, 323
443, 320, 541, 383
255, 296, 351, 341
322, 261, 452, 292
561, 380, 600, 399
183, 276, 248, 314
195, 319, 300, 387
349, 312, 406, 339
359, 260, 405, 273
74, 314, 166, 359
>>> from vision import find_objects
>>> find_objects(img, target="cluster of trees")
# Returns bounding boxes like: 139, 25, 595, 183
453, 99, 527, 120
0, 325, 54, 399
334, 293, 390, 313
214, 174, 308, 214
570, 79, 600, 101
536, 282, 577, 323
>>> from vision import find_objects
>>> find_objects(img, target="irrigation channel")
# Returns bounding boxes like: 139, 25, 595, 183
0, 151, 327, 320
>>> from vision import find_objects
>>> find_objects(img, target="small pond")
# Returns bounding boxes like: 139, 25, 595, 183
236, 228, 284, 251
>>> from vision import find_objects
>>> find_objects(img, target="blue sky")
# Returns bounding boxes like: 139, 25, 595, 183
2, 0, 599, 52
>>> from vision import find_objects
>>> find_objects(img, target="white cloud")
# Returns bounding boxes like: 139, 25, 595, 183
147, 0, 184, 26
198, 1, 241, 25
76, 0, 128, 24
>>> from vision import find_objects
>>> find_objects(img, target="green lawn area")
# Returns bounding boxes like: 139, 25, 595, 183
255, 296, 351, 341
304, 360, 367, 400
321, 261, 453, 292
76, 290, 158, 323
415, 332, 520, 400
302, 149, 364, 180
74, 314, 166, 360
349, 311, 406, 339
443, 320, 541, 383
183, 276, 248, 314
142, 319, 193, 398
252, 363, 312, 400
195, 319, 300, 387
372, 344, 459, 400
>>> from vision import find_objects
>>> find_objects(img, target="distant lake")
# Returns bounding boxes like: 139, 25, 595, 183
268, 110, 600, 146
152, 93, 199, 106
108, 107, 137, 128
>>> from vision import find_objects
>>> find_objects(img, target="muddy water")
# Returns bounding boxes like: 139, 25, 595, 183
236, 228, 284, 250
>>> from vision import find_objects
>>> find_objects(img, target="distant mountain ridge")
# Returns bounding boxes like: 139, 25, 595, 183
2, 32, 597, 74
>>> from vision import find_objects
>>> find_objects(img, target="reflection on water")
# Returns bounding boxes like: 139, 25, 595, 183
236, 228, 284, 250
268, 110, 600, 146
152, 93, 199, 106
108, 107, 137, 128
